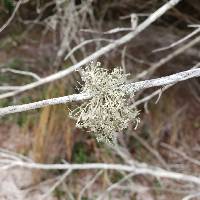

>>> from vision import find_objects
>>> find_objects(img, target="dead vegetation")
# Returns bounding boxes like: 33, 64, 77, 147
0, 0, 200, 199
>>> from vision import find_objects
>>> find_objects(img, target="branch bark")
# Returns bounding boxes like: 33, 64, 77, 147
3, 160, 200, 185
0, 0, 22, 33
0, 0, 182, 99
0, 68, 199, 116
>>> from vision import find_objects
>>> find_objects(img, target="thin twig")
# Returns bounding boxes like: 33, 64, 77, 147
182, 192, 200, 200
133, 63, 200, 107
0, 0, 22, 33
153, 27, 200, 52
1, 68, 41, 80
97, 172, 138, 200
64, 38, 113, 61
78, 170, 103, 200
80, 27, 135, 34
131, 132, 169, 169
132, 84, 173, 107
136, 35, 200, 79
161, 143, 200, 167
40, 169, 72, 200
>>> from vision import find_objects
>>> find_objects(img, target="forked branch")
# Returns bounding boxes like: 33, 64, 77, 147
0, 0, 182, 99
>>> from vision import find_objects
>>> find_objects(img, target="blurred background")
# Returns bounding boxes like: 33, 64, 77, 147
0, 0, 200, 199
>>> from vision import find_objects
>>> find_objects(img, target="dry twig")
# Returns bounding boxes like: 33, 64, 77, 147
0, 68, 199, 116
1, 154, 200, 185
0, 0, 182, 99
0, 0, 22, 33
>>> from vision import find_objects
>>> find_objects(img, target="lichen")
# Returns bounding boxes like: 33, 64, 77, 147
69, 61, 140, 144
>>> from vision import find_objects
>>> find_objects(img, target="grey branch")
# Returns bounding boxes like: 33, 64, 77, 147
125, 68, 200, 92
0, 68, 199, 116
3, 160, 200, 185
1, 68, 41, 80
0, 93, 91, 116
0, 0, 22, 33
1, 148, 200, 187
0, 0, 182, 99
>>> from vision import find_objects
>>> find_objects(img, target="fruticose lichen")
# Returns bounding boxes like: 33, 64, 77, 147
69, 61, 140, 144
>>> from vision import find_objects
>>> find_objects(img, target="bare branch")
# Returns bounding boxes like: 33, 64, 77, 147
0, 86, 22, 91
182, 192, 200, 200
124, 68, 200, 93
64, 38, 113, 61
161, 143, 200, 167
78, 170, 103, 200
0, 0, 22, 33
41, 169, 72, 200
0, 0, 182, 99
1, 68, 41, 80
136, 34, 200, 80
0, 68, 199, 116
80, 27, 135, 35
2, 159, 200, 185
97, 172, 137, 200
133, 63, 200, 107
0, 92, 91, 116
153, 27, 200, 52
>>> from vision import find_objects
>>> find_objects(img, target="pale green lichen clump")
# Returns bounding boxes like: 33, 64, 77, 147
69, 61, 140, 144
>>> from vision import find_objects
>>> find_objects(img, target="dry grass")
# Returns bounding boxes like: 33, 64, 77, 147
32, 82, 75, 181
